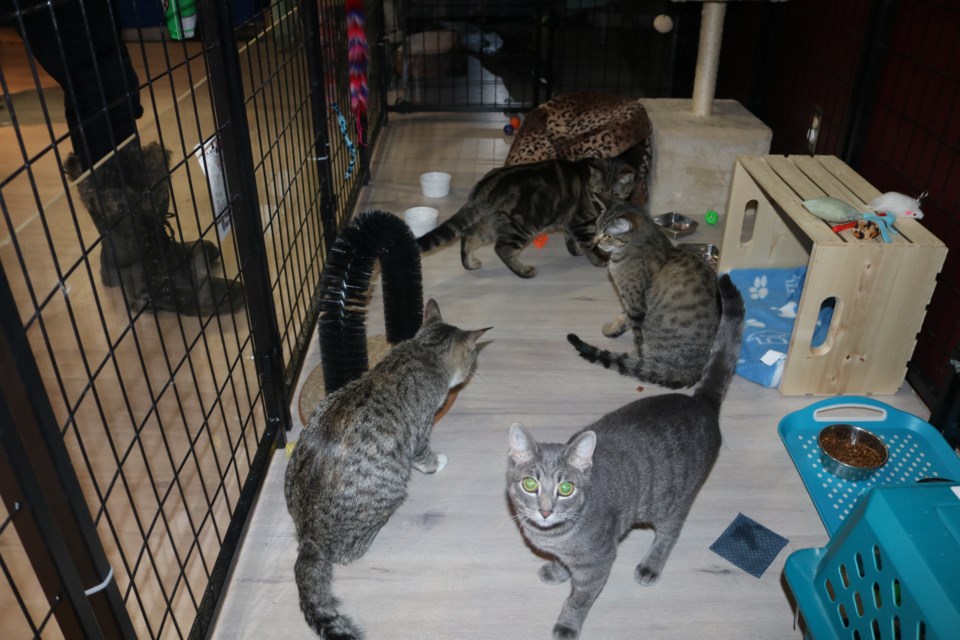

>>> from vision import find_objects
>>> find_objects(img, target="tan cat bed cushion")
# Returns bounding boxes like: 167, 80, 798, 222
505, 92, 653, 205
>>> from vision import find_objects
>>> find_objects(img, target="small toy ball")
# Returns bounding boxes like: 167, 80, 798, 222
705, 210, 719, 225
653, 14, 673, 34
532, 233, 548, 248
509, 115, 522, 129
504, 124, 514, 135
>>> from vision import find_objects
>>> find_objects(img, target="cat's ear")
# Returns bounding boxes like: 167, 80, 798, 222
508, 423, 538, 464
141, 141, 171, 170
464, 327, 492, 349
423, 299, 442, 325
606, 217, 633, 235
64, 153, 86, 182
564, 431, 596, 472
586, 159, 606, 189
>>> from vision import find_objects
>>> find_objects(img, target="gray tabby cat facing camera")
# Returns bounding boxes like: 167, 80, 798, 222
417, 157, 636, 278
285, 299, 490, 639
508, 275, 744, 640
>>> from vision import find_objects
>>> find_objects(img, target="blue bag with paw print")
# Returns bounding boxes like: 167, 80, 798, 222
727, 268, 833, 388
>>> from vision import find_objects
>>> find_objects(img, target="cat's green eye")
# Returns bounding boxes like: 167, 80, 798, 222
521, 477, 539, 493
557, 481, 575, 497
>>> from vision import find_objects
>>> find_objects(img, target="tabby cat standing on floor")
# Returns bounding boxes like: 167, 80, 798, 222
417, 157, 636, 278
508, 274, 744, 640
285, 300, 488, 639
568, 197, 721, 388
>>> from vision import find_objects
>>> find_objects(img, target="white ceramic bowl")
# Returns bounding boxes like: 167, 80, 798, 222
420, 172, 451, 198
403, 206, 439, 238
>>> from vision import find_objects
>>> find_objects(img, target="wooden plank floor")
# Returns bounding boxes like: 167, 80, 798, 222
211, 112, 931, 639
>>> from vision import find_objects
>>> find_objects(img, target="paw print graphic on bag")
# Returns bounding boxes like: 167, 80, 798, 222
749, 275, 769, 300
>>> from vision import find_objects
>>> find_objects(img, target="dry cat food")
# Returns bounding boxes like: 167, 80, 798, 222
819, 428, 886, 468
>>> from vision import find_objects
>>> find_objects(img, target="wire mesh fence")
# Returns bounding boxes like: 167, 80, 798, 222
384, 0, 700, 112
0, 0, 381, 636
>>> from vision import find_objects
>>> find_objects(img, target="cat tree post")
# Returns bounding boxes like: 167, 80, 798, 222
691, 1, 726, 117
682, 0, 787, 117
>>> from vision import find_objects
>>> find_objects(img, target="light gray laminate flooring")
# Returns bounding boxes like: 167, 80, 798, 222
211, 112, 930, 639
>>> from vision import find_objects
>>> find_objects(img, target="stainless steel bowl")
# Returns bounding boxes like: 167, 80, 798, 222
818, 424, 889, 482
653, 212, 698, 239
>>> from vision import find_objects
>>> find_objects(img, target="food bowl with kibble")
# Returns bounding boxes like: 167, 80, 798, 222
818, 424, 889, 482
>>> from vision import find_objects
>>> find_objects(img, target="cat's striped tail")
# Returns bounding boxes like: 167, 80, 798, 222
566, 275, 744, 391
295, 541, 363, 639
565, 333, 700, 389
692, 274, 745, 412
416, 204, 480, 253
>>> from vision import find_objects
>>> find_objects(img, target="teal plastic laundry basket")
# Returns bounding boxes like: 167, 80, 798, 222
778, 396, 960, 536
784, 482, 960, 640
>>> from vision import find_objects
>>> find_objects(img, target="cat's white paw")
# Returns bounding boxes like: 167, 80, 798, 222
434, 453, 448, 473
602, 317, 627, 338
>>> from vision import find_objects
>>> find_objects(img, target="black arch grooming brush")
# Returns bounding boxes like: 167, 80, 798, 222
317, 210, 424, 394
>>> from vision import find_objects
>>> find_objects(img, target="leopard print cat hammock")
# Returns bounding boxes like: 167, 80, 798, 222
505, 91, 653, 206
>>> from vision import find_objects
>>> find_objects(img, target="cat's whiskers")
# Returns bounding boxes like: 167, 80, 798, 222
509, 511, 530, 525
464, 368, 489, 386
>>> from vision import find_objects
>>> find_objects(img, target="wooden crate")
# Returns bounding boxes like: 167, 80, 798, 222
718, 155, 947, 396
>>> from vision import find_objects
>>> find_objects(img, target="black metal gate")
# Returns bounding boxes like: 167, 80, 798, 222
385, 0, 701, 112
0, 0, 383, 637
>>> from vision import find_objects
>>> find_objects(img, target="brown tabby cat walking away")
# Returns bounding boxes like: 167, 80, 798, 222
285, 300, 488, 639
417, 157, 635, 278
567, 198, 720, 388
508, 274, 744, 640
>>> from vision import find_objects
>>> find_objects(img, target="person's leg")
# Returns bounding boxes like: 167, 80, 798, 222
10, 0, 142, 168
6, 1, 237, 315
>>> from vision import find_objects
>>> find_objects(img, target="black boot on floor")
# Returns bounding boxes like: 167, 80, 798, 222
66, 142, 243, 316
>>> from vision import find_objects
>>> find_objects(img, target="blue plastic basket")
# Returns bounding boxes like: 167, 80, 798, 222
784, 482, 960, 640
778, 396, 960, 536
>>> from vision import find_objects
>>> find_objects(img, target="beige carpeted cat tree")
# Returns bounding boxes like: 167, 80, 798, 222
642, 0, 781, 224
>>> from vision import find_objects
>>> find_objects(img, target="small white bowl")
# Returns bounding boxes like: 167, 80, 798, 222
403, 206, 439, 237
420, 172, 451, 198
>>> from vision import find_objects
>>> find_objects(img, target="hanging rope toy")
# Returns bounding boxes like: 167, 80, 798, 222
346, 0, 369, 141
331, 103, 356, 180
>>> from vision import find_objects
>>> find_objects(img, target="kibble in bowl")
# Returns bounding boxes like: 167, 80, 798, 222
818, 424, 889, 481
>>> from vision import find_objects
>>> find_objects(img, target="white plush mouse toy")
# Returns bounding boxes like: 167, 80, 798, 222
866, 191, 926, 220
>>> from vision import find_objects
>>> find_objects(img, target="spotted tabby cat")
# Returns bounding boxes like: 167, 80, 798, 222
417, 157, 635, 278
567, 198, 720, 388
508, 275, 744, 640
